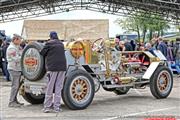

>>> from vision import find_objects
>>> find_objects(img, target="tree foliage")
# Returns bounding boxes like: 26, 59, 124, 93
115, 17, 141, 41
116, 12, 169, 43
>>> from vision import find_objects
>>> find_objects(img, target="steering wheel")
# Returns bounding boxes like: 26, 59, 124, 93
92, 38, 105, 52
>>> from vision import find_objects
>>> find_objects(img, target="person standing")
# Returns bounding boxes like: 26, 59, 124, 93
157, 37, 168, 57
124, 39, 133, 51
0, 39, 5, 77
145, 43, 156, 56
114, 37, 120, 51
130, 40, 136, 51
151, 33, 159, 49
7, 34, 24, 107
166, 42, 174, 62
2, 39, 11, 81
174, 38, 180, 76
40, 31, 67, 113
119, 41, 126, 51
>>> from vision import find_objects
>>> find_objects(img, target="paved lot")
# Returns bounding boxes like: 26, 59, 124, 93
0, 75, 180, 120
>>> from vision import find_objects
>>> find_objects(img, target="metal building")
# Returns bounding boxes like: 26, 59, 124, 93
22, 19, 109, 41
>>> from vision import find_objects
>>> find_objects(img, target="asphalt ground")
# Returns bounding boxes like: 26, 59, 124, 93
0, 75, 180, 120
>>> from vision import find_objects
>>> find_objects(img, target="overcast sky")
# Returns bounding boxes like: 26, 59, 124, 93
0, 10, 124, 38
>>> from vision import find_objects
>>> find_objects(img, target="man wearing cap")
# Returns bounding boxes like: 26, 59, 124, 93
40, 31, 67, 113
7, 34, 24, 107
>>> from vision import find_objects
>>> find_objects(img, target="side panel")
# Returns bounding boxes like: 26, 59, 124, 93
142, 62, 160, 79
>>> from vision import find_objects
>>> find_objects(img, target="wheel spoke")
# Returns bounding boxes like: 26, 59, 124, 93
157, 70, 172, 93
70, 76, 91, 103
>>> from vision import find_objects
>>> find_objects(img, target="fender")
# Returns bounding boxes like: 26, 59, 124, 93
142, 62, 160, 79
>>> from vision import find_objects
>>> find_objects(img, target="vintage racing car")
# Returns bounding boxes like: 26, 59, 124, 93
20, 38, 173, 110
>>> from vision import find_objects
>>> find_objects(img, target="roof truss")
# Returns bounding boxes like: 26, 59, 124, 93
0, 0, 180, 24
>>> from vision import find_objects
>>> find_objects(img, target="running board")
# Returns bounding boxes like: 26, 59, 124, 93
103, 81, 149, 89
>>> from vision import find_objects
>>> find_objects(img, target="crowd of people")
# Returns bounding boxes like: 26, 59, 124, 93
114, 34, 180, 76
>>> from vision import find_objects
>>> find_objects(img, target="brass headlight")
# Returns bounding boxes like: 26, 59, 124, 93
68, 41, 84, 59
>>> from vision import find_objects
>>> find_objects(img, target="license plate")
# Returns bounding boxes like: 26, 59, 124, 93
30, 86, 42, 95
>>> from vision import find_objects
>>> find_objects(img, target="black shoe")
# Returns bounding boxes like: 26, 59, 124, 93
8, 102, 21, 108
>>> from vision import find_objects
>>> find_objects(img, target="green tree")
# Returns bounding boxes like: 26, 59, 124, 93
115, 17, 141, 41
116, 12, 169, 43
146, 15, 169, 40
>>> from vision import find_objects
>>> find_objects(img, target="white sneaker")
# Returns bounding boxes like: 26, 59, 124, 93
42, 108, 51, 113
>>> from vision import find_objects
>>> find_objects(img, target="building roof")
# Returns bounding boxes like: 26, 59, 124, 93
1, 0, 180, 23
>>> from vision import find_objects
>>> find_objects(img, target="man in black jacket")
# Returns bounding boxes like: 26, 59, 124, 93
40, 31, 67, 113
124, 39, 133, 51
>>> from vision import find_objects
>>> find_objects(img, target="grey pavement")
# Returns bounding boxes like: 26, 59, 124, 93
0, 75, 180, 120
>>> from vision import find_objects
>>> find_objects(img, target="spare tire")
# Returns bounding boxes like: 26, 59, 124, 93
22, 92, 45, 104
21, 42, 46, 81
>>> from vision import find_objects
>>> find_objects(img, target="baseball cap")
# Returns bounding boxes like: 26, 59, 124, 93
49, 31, 58, 39
12, 34, 22, 41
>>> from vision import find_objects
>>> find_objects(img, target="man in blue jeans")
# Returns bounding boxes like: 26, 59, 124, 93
40, 31, 67, 113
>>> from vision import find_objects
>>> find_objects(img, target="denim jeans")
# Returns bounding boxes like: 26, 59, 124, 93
175, 59, 180, 74
2, 61, 10, 81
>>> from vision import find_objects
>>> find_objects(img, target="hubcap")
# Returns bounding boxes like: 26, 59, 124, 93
70, 76, 91, 104
23, 48, 41, 76
157, 71, 171, 94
